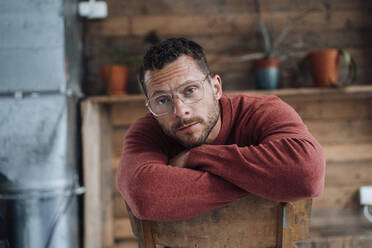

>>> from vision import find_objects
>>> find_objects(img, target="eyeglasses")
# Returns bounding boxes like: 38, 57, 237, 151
146, 74, 209, 117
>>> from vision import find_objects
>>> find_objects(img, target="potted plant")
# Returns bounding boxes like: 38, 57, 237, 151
143, 30, 161, 46
101, 31, 161, 95
252, 9, 316, 90
101, 47, 138, 95
307, 49, 357, 88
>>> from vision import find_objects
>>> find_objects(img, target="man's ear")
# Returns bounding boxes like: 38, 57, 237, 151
211, 74, 223, 100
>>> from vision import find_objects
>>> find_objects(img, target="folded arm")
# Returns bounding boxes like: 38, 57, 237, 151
185, 97, 326, 202
186, 137, 324, 202
116, 117, 248, 221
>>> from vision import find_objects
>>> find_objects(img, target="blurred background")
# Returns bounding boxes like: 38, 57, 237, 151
1, 0, 372, 248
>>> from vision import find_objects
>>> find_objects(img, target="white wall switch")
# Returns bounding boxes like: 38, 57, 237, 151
360, 186, 372, 205
79, 1, 107, 19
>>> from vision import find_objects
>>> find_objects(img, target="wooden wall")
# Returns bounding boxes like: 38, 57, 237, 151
83, 0, 372, 95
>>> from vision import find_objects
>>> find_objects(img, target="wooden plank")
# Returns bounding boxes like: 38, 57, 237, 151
115, 240, 139, 248
284, 98, 372, 121
310, 209, 372, 230
297, 235, 372, 248
105, 0, 372, 17
147, 196, 310, 248
114, 193, 129, 218
85, 16, 131, 36
112, 127, 128, 158
312, 185, 361, 210
305, 119, 372, 144
110, 101, 148, 126
112, 156, 120, 171
127, 205, 155, 248
114, 218, 136, 239
81, 101, 104, 248
192, 28, 372, 53
325, 161, 372, 186
323, 142, 372, 163
86, 10, 372, 37
131, 13, 254, 36
81, 100, 114, 248
105, 0, 257, 17
328, 0, 372, 11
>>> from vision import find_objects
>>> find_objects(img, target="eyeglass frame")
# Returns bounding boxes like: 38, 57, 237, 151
145, 74, 210, 117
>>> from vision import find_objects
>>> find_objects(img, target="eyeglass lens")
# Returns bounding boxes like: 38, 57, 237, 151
148, 81, 204, 116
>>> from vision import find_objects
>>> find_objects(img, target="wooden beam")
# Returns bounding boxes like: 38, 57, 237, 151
86, 10, 372, 37
114, 218, 136, 239
81, 100, 114, 248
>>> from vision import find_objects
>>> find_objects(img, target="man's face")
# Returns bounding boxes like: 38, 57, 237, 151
144, 55, 223, 148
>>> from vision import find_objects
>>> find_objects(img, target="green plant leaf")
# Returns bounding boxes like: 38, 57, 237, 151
340, 49, 351, 66
272, 8, 317, 54
256, 14, 272, 57
339, 49, 358, 86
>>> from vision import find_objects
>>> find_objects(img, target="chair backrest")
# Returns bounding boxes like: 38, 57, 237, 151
127, 195, 312, 248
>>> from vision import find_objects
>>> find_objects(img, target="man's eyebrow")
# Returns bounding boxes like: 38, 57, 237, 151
149, 79, 199, 98
150, 90, 168, 98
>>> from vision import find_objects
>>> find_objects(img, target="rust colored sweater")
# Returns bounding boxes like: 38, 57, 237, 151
116, 93, 325, 222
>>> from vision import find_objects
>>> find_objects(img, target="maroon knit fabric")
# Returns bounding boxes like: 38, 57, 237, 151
116, 93, 325, 222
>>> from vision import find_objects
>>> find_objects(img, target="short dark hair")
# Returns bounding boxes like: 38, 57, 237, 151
138, 37, 211, 96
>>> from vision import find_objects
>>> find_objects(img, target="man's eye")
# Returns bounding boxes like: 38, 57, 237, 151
185, 87, 197, 95
156, 97, 170, 105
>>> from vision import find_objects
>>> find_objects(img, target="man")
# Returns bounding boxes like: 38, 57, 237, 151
116, 38, 325, 222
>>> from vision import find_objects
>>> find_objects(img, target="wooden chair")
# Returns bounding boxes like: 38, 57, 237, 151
127, 195, 312, 248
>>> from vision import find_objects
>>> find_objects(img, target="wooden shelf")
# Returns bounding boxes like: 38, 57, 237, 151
84, 85, 372, 104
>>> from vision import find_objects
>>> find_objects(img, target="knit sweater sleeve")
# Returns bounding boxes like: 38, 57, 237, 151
186, 96, 326, 202
116, 115, 248, 221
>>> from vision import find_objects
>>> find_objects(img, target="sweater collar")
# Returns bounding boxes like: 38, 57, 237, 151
210, 94, 232, 145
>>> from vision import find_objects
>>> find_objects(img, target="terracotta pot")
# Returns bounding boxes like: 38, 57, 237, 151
308, 49, 340, 87
252, 59, 280, 90
101, 64, 129, 95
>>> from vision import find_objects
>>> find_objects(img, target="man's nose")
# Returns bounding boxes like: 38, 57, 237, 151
172, 95, 191, 117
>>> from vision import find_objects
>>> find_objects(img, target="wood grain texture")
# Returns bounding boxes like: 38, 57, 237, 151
105, 0, 372, 17
111, 127, 128, 159
85, 10, 372, 37
128, 196, 311, 248
85, 16, 131, 36
311, 209, 372, 229
325, 161, 372, 186
313, 185, 361, 210
83, 0, 372, 94
115, 240, 139, 248
296, 235, 372, 248
305, 119, 372, 144
81, 101, 114, 248
114, 193, 129, 218
323, 143, 372, 163
110, 101, 148, 126
81, 101, 104, 248
114, 218, 136, 239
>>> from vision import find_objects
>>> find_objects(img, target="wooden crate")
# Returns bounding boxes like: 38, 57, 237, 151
81, 86, 372, 248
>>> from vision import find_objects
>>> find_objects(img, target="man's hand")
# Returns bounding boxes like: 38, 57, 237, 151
169, 150, 190, 168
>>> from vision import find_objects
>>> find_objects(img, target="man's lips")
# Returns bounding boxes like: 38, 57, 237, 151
177, 122, 199, 131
